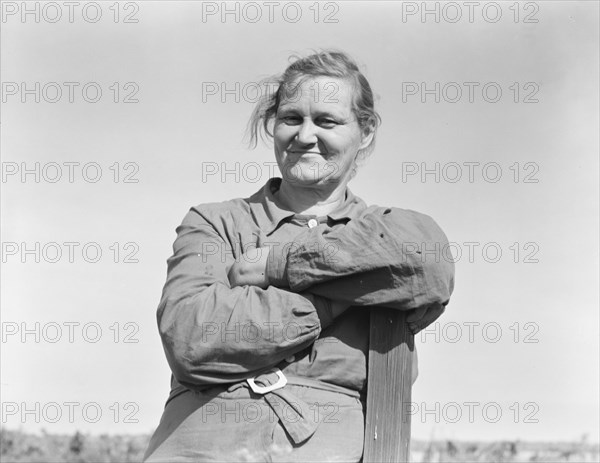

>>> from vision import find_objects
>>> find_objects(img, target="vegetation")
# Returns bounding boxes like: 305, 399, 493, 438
0, 429, 149, 463
1, 428, 598, 462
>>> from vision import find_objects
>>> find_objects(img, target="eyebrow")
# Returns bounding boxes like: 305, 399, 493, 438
277, 106, 349, 120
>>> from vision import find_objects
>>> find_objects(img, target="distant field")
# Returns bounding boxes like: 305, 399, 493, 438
1, 428, 598, 462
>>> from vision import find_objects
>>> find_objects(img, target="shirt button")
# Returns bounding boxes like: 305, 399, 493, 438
307, 219, 318, 228
285, 355, 295, 363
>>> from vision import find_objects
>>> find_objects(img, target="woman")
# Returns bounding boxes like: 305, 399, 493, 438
144, 50, 454, 462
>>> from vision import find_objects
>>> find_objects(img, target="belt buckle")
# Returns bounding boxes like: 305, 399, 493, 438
246, 368, 287, 394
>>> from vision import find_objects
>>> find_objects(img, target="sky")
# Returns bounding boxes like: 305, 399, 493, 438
1, 0, 599, 443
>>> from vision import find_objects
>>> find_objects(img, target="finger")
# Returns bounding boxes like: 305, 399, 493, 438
408, 304, 444, 331
406, 306, 427, 323
424, 305, 444, 326
408, 304, 446, 334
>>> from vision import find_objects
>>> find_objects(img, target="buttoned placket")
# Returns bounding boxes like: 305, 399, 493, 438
286, 216, 319, 364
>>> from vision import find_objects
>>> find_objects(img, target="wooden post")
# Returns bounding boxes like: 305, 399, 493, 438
363, 308, 414, 462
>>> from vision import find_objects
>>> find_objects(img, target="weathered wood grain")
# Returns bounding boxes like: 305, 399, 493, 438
363, 308, 414, 462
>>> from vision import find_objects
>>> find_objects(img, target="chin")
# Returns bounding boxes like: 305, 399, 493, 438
281, 173, 322, 185
282, 173, 342, 187
281, 158, 336, 182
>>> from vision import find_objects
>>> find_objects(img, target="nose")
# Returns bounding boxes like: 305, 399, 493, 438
295, 118, 318, 145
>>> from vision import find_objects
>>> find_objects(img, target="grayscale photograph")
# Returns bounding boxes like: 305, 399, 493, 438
1, 1, 598, 462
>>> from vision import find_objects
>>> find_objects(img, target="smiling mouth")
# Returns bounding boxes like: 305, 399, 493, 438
288, 150, 323, 155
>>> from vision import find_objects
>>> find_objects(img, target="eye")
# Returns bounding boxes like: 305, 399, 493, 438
278, 115, 302, 125
317, 118, 338, 128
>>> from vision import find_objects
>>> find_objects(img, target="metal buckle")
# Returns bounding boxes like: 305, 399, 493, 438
246, 368, 287, 394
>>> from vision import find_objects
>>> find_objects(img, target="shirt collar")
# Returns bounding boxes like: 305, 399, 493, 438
246, 177, 366, 236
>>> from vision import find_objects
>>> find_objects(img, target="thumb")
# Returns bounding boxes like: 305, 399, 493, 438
406, 306, 427, 323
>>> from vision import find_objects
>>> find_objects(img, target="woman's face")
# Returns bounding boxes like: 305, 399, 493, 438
273, 76, 373, 188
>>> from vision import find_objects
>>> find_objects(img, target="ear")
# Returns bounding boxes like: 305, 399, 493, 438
358, 122, 375, 151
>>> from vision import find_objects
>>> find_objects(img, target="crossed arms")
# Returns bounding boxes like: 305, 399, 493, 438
157, 205, 455, 390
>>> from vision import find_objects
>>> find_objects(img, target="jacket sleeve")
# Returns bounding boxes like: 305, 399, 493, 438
157, 207, 335, 390
265, 207, 455, 310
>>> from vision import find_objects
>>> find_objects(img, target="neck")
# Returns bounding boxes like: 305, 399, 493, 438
275, 179, 348, 216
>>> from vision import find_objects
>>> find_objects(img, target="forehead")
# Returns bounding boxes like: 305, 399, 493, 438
278, 76, 355, 114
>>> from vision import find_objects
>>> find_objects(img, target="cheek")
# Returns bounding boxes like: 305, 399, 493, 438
328, 133, 359, 156
342, 131, 364, 153
273, 129, 289, 164
274, 125, 293, 145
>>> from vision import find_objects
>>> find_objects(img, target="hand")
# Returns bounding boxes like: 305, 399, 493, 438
406, 302, 446, 335
227, 246, 270, 289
